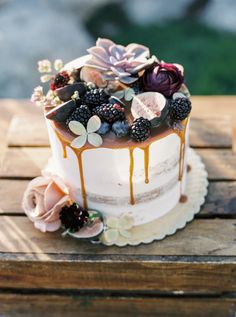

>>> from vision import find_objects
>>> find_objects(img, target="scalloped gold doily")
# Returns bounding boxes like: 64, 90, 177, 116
100, 148, 208, 246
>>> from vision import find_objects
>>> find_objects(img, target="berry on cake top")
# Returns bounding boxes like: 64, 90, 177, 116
31, 38, 191, 147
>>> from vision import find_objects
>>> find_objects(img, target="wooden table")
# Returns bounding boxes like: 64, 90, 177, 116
0, 97, 235, 317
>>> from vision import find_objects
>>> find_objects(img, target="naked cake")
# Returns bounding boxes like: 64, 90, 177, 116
23, 38, 197, 245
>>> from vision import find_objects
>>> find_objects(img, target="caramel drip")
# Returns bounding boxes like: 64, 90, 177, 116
54, 129, 88, 209
52, 116, 189, 208
174, 117, 189, 182
142, 145, 150, 184
54, 130, 67, 158
72, 148, 88, 209
129, 148, 135, 205
173, 117, 189, 197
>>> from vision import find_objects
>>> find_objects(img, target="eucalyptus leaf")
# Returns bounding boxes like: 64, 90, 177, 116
124, 88, 135, 101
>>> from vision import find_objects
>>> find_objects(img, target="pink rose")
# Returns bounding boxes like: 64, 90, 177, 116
22, 174, 71, 232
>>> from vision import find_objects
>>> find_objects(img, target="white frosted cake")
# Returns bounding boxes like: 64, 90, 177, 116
23, 38, 192, 244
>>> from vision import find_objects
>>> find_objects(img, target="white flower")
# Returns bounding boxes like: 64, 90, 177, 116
38, 59, 52, 73
40, 74, 53, 83
31, 86, 45, 107
54, 59, 64, 71
69, 115, 103, 149
102, 213, 134, 243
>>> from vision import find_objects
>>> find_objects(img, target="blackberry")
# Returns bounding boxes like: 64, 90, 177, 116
93, 103, 125, 123
169, 98, 191, 121
130, 117, 151, 142
82, 88, 108, 108
50, 71, 70, 91
60, 203, 89, 232
66, 104, 92, 127
112, 121, 129, 137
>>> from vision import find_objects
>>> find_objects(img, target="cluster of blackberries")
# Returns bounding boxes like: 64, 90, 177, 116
58, 78, 191, 142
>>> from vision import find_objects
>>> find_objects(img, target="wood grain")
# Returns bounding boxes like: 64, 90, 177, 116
189, 116, 232, 148
6, 114, 233, 148
0, 294, 235, 317
1, 147, 236, 180
0, 216, 235, 256
0, 147, 50, 178
0, 254, 235, 292
0, 180, 235, 218
7, 115, 48, 147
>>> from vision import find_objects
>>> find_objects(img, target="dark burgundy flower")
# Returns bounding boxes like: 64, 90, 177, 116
50, 71, 70, 91
143, 62, 184, 97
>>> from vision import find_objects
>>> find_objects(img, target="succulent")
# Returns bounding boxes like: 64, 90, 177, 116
85, 38, 156, 84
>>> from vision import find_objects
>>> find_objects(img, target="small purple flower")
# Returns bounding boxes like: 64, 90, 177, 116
143, 62, 184, 97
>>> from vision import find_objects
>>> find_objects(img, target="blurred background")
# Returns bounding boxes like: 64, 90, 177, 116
1, 0, 236, 98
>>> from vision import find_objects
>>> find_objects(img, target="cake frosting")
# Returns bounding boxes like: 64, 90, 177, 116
24, 38, 192, 244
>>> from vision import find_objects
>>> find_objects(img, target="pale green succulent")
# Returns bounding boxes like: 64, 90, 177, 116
85, 38, 157, 84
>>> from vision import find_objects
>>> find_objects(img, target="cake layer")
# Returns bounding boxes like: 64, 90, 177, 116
46, 119, 189, 226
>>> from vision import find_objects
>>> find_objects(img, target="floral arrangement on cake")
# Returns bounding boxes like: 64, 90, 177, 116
24, 38, 192, 243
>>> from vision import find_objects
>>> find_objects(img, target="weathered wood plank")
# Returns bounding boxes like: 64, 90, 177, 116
0, 254, 235, 292
201, 182, 236, 217
0, 294, 235, 317
1, 180, 235, 217
189, 116, 232, 148
6, 115, 233, 148
7, 115, 48, 147
1, 147, 236, 180
196, 149, 236, 180
0, 148, 50, 178
0, 216, 235, 256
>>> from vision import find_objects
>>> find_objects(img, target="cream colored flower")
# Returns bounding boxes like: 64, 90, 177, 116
69, 115, 103, 149
31, 86, 45, 106
38, 59, 52, 73
102, 213, 134, 243
54, 59, 64, 71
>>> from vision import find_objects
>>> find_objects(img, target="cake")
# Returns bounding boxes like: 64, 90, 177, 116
23, 38, 194, 245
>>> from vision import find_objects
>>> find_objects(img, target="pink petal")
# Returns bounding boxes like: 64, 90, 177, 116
34, 220, 61, 233
87, 47, 110, 64
96, 38, 114, 52
44, 181, 65, 211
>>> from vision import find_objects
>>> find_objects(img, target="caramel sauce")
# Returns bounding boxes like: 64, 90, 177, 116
129, 148, 135, 205
142, 145, 150, 184
179, 194, 188, 203
51, 116, 189, 207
